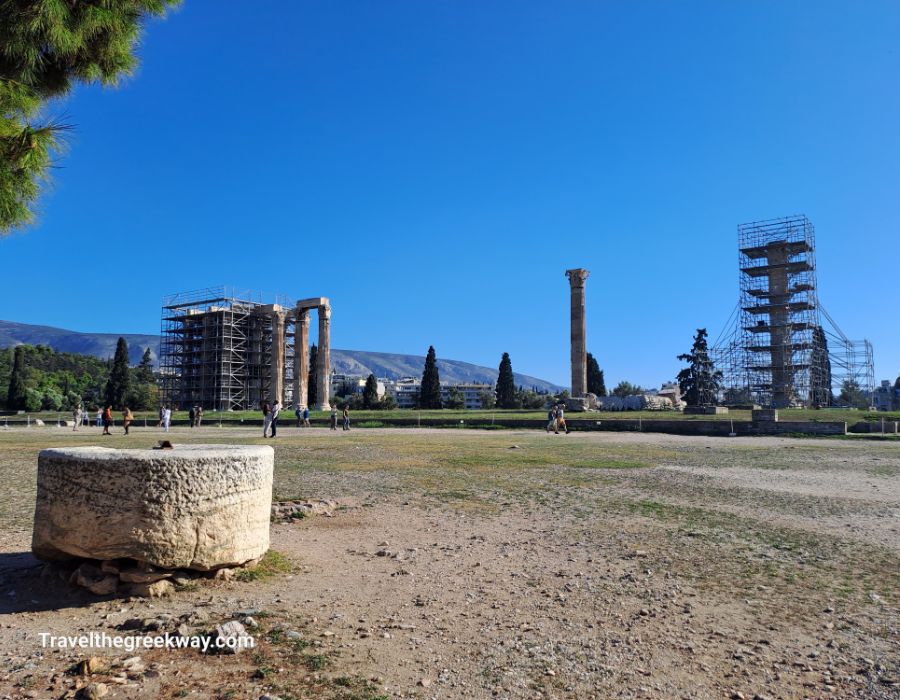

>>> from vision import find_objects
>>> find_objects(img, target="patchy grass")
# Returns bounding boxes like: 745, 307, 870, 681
233, 549, 292, 582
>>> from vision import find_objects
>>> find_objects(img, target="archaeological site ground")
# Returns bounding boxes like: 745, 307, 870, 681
0, 426, 897, 700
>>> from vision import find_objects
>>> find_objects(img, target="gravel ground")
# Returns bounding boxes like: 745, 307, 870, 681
0, 426, 897, 700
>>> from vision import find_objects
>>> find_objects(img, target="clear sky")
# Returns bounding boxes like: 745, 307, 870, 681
2, 1, 898, 388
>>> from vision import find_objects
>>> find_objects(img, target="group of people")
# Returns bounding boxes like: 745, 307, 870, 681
328, 406, 351, 431
546, 403, 570, 434
261, 400, 281, 438
188, 405, 204, 428
73, 405, 133, 435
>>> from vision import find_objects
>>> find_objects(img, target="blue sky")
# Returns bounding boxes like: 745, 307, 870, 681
2, 1, 898, 388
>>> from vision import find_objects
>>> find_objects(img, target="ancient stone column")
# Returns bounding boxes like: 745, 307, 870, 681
566, 268, 590, 397
316, 304, 331, 410
293, 308, 310, 409
270, 311, 286, 405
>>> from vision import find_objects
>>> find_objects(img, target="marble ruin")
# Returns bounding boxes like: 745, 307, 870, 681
160, 288, 332, 411
566, 268, 590, 397
32, 444, 274, 596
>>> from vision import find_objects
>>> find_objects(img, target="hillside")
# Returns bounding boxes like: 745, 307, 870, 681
0, 320, 564, 392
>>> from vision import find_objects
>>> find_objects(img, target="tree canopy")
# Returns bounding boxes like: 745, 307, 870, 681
676, 328, 722, 406
1, 0, 178, 232
104, 337, 131, 408
362, 373, 379, 409
419, 346, 442, 409
495, 352, 516, 409
586, 352, 606, 397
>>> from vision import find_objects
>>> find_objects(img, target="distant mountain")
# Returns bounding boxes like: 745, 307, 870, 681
0, 320, 564, 393
0, 320, 159, 366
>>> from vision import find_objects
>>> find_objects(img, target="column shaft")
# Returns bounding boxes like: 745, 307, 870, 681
566, 269, 590, 397
270, 311, 286, 404
293, 309, 310, 408
316, 305, 331, 410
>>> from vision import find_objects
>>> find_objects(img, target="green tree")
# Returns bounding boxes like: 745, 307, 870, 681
307, 344, 318, 407
1, 0, 178, 233
838, 379, 868, 409
586, 352, 606, 396
444, 386, 465, 409
362, 373, 380, 409
135, 347, 155, 384
479, 390, 496, 409
495, 352, 517, 409
676, 328, 722, 406
419, 346, 442, 409
104, 337, 130, 408
612, 381, 645, 398
6, 345, 28, 409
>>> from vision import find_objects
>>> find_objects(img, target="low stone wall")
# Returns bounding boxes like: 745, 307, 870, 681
849, 420, 899, 434
32, 444, 274, 570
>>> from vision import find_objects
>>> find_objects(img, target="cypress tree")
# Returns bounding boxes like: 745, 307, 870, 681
676, 328, 722, 406
363, 373, 379, 409
135, 347, 155, 384
307, 344, 318, 407
419, 346, 442, 409
495, 352, 517, 409
586, 352, 607, 396
6, 346, 28, 410
104, 337, 131, 408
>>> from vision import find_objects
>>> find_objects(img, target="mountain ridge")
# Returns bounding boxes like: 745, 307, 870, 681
0, 320, 564, 392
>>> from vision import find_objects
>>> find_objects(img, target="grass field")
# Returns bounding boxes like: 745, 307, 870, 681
5, 406, 899, 425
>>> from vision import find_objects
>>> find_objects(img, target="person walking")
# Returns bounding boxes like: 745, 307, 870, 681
122, 406, 133, 435
546, 405, 556, 433
270, 400, 281, 438
556, 403, 569, 434
302, 406, 310, 427
72, 404, 83, 432
342, 405, 350, 431
162, 406, 171, 433
188, 406, 196, 428
157, 406, 164, 428
262, 401, 272, 437
195, 406, 203, 427
329, 407, 338, 431
96, 407, 103, 428
295, 404, 303, 427
101, 405, 113, 435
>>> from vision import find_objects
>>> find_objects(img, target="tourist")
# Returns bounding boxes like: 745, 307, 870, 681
101, 405, 113, 435
342, 405, 350, 431
546, 406, 556, 433
295, 404, 303, 427
262, 401, 272, 437
196, 405, 203, 427
96, 407, 103, 428
329, 407, 338, 431
157, 406, 164, 428
270, 400, 281, 438
162, 406, 171, 432
122, 406, 133, 435
188, 405, 196, 428
302, 406, 310, 427
556, 404, 569, 434
72, 404, 82, 432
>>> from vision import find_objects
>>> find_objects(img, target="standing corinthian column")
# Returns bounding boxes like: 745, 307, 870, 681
316, 304, 331, 410
565, 268, 590, 397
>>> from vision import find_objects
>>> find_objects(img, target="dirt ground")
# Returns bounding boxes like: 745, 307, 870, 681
0, 426, 897, 700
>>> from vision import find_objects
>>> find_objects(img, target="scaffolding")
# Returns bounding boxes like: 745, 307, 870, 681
712, 215, 874, 407
159, 287, 296, 411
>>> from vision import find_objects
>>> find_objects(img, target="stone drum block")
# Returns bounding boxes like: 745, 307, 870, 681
32, 445, 273, 570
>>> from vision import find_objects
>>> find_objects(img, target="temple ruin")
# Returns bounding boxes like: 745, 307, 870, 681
159, 287, 331, 410
566, 268, 590, 397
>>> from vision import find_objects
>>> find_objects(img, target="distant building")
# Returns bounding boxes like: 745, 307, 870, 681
382, 378, 493, 409
331, 373, 385, 400
873, 379, 900, 411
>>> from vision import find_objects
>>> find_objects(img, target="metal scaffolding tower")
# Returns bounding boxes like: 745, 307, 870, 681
712, 215, 874, 407
159, 287, 293, 411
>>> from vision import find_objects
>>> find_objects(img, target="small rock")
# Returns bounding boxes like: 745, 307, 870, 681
126, 579, 174, 598
79, 682, 108, 699
214, 620, 254, 655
